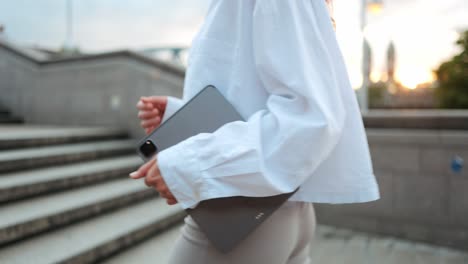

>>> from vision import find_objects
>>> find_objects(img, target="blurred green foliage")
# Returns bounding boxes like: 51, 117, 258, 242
368, 82, 386, 108
434, 30, 468, 108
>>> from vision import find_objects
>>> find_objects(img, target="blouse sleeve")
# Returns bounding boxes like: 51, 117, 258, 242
160, 96, 184, 124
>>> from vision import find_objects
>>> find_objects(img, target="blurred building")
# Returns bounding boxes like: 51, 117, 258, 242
386, 40, 396, 89
0, 24, 6, 41
369, 41, 436, 109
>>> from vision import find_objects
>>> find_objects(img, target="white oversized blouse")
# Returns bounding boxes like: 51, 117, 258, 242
157, 0, 380, 209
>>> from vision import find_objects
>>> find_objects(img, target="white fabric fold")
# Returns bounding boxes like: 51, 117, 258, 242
156, 0, 379, 209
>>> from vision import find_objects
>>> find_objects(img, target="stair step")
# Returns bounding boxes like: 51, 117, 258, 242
0, 125, 128, 150
0, 139, 136, 173
0, 178, 155, 246
0, 155, 143, 203
0, 198, 185, 264
102, 223, 183, 264
0, 117, 22, 124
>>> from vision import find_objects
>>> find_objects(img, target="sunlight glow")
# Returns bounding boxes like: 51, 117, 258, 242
370, 70, 382, 83
367, 3, 383, 14
395, 67, 436, 89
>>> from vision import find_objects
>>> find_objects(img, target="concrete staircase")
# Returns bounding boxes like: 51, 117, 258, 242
1, 125, 467, 264
0, 125, 186, 264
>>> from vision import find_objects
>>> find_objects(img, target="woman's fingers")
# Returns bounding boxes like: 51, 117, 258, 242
138, 108, 160, 119
129, 158, 156, 179
137, 96, 166, 133
140, 116, 161, 128
136, 100, 154, 111
145, 127, 152, 135
166, 198, 178, 205
141, 96, 167, 111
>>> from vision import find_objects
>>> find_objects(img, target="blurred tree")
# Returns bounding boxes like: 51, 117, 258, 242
59, 45, 81, 57
434, 30, 468, 108
368, 81, 386, 108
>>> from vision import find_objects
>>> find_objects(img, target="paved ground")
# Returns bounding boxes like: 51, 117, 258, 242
310, 225, 468, 264
364, 109, 468, 117
105, 224, 468, 264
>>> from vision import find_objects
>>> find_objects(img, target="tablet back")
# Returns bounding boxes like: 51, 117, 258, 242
136, 85, 298, 253
136, 85, 243, 160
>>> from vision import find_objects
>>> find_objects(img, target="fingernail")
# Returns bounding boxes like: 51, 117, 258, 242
129, 172, 138, 178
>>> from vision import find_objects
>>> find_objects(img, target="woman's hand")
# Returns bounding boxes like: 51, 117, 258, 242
136, 96, 167, 134
129, 157, 178, 205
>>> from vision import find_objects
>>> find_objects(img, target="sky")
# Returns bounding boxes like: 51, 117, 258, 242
1, 0, 467, 89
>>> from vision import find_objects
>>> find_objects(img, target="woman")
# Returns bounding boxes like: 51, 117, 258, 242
131, 0, 379, 263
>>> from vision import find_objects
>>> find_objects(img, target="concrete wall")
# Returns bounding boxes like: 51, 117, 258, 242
0, 45, 38, 113
315, 129, 468, 250
0, 42, 184, 139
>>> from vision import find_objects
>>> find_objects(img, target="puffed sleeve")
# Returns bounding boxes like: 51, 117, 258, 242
157, 0, 346, 209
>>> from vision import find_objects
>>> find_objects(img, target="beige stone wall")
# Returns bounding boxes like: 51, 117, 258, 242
315, 129, 468, 250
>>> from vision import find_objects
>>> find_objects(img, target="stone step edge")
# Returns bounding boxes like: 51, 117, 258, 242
0, 189, 156, 247
0, 117, 22, 124
62, 210, 186, 264
0, 132, 129, 150
0, 166, 139, 203
0, 147, 134, 174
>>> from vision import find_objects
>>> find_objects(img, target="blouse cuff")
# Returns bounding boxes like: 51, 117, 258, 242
157, 138, 203, 209
161, 96, 184, 124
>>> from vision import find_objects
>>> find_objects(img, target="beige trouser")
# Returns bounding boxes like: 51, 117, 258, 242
167, 201, 316, 264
